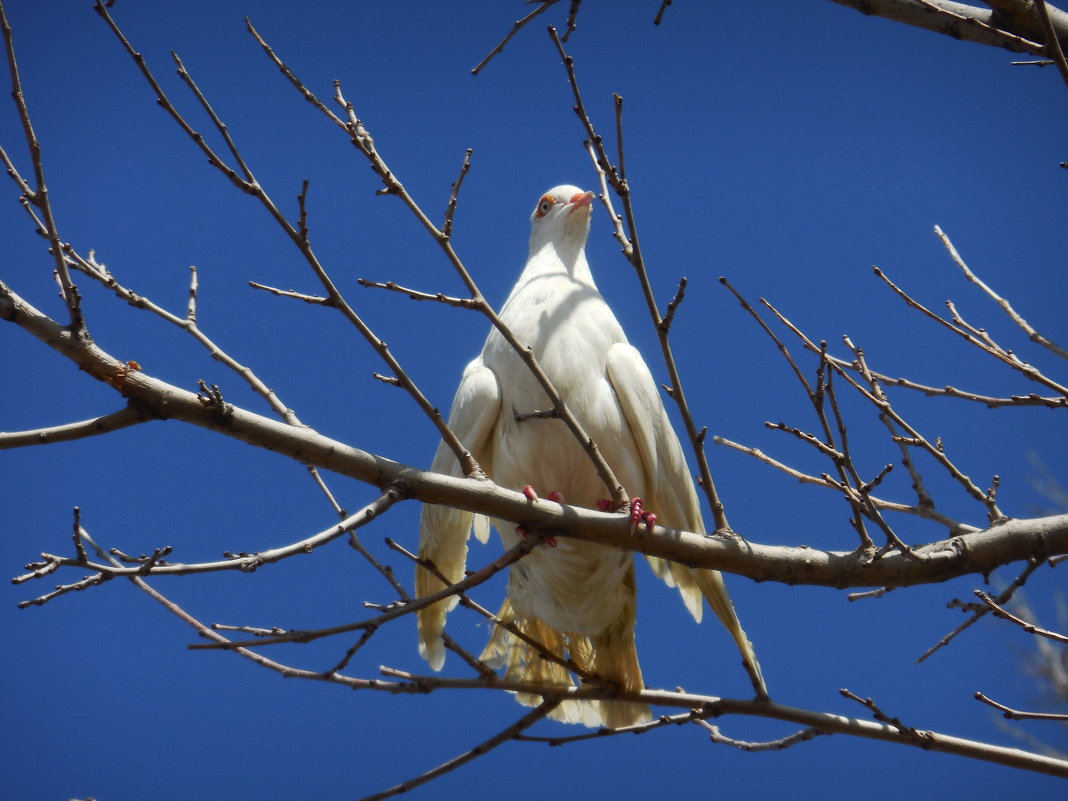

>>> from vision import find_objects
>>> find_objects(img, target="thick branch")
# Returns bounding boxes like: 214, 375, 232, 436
827, 0, 1063, 56
4, 280, 1065, 590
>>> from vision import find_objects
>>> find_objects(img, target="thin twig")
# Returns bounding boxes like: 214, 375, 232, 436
471, 0, 562, 74
15, 490, 403, 607
975, 691, 1068, 721
840, 688, 932, 744
1033, 0, 1068, 88
654, 0, 673, 26
0, 403, 151, 449
917, 557, 1046, 663
562, 0, 582, 41
355, 700, 562, 801
553, 28, 730, 528
356, 279, 482, 310
247, 281, 329, 304
442, 148, 473, 239
1, 2, 83, 332
974, 589, 1068, 644
872, 265, 1068, 397
935, 225, 1068, 362
696, 719, 824, 751
713, 435, 977, 534
191, 535, 537, 651
98, 6, 483, 483
387, 537, 595, 681
243, 19, 627, 504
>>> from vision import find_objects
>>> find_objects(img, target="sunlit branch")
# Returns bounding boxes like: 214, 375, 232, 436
0, 403, 151, 449
14, 490, 403, 608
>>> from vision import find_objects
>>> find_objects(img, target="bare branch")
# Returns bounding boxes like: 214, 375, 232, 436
242, 21, 629, 505
714, 434, 978, 534
471, 0, 563, 75
872, 265, 1068, 398
1034, 0, 1068, 86
1, 2, 83, 332
356, 279, 482, 310
975, 589, 1068, 643
695, 719, 824, 752
6, 276, 1067, 593
97, 9, 486, 484
917, 557, 1046, 662
653, 0, 673, 26
827, 0, 1056, 56
247, 281, 329, 304
0, 403, 151, 449
441, 148, 473, 239
554, 28, 732, 530
975, 691, 1068, 721
191, 534, 537, 651
935, 225, 1068, 362
14, 489, 403, 608
355, 699, 563, 801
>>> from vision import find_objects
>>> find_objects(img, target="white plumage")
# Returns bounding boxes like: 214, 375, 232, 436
418, 185, 764, 727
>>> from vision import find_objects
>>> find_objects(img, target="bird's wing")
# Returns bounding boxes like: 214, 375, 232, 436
417, 358, 501, 670
606, 343, 766, 696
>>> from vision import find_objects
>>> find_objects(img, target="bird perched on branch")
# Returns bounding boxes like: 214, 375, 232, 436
417, 185, 764, 727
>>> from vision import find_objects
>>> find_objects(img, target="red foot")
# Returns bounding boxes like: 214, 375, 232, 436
628, 497, 657, 534
596, 497, 657, 532
518, 487, 563, 547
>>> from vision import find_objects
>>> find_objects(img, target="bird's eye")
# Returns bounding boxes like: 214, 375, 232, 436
535, 195, 555, 218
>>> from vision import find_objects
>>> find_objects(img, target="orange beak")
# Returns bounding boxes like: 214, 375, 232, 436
569, 190, 594, 209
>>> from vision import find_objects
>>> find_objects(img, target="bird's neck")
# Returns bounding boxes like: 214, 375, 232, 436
526, 242, 595, 285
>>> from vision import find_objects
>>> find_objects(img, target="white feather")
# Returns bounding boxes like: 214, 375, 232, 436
417, 185, 764, 725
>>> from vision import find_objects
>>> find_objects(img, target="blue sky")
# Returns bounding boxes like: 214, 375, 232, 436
3, 2, 1067, 799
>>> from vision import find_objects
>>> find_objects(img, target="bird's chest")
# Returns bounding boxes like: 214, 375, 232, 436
482, 278, 635, 508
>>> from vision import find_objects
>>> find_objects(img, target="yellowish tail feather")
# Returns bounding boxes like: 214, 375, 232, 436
482, 599, 650, 728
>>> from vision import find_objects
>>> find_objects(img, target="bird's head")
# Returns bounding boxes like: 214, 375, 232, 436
528, 185, 594, 262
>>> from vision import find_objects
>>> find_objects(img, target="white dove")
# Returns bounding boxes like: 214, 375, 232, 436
417, 185, 764, 727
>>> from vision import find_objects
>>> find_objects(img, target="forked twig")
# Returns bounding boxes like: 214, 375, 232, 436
917, 558, 1046, 663
471, 0, 563, 75
0, 2, 84, 333
935, 226, 1068, 362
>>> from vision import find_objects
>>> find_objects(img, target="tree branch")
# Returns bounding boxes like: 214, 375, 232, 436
826, 0, 1061, 56
4, 279, 1066, 590
0, 403, 152, 449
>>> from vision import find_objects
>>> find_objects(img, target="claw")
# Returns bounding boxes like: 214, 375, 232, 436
628, 497, 657, 533
518, 490, 560, 548
629, 497, 644, 533
596, 498, 613, 512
